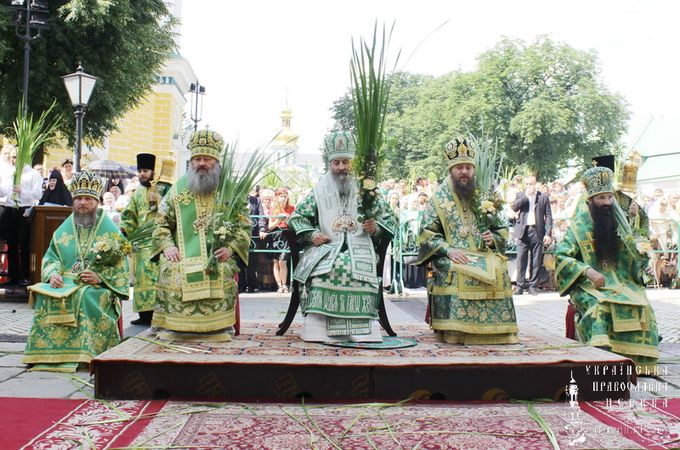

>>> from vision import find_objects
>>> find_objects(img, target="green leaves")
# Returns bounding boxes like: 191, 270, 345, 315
332, 36, 628, 181
12, 101, 63, 192
0, 0, 177, 143
214, 135, 287, 220
350, 21, 400, 183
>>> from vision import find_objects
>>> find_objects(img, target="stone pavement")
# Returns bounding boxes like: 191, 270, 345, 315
1, 287, 679, 399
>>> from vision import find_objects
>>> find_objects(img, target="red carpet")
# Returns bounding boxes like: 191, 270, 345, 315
112, 400, 641, 449
5, 397, 678, 448
582, 399, 680, 449
0, 397, 164, 449
0, 398, 85, 449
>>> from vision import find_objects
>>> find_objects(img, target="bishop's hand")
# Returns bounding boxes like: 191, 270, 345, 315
163, 246, 181, 262
49, 274, 64, 288
586, 267, 606, 289
447, 248, 470, 264
362, 218, 377, 236
311, 232, 331, 247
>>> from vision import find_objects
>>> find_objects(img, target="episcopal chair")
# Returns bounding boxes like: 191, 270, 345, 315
276, 228, 396, 337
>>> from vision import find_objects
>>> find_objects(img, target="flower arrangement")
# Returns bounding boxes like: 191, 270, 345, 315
350, 22, 399, 222
89, 233, 133, 272
467, 132, 507, 250
12, 101, 62, 207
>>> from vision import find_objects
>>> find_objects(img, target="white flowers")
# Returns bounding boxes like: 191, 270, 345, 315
362, 178, 377, 190
635, 240, 653, 256
481, 200, 496, 214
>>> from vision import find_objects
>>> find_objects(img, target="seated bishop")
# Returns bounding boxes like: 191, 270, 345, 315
289, 131, 397, 343
23, 171, 130, 372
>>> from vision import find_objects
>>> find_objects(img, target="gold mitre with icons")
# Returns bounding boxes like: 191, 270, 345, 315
156, 157, 176, 185
188, 129, 224, 160
582, 166, 615, 198
444, 138, 476, 169
69, 170, 105, 199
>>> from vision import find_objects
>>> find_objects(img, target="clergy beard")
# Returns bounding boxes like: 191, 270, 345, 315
331, 171, 352, 197
74, 210, 97, 228
188, 163, 221, 195
140, 179, 152, 188
452, 175, 476, 203
589, 202, 621, 264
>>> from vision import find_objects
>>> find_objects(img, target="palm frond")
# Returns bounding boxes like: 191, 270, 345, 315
12, 100, 63, 191
214, 135, 288, 220
350, 21, 400, 217
467, 131, 505, 195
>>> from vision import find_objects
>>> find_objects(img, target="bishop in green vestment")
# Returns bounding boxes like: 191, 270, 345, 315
152, 129, 249, 339
23, 171, 130, 372
120, 153, 160, 325
556, 166, 658, 370
416, 138, 518, 345
289, 131, 397, 342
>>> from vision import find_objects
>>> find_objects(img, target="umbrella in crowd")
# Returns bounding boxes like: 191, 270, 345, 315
84, 159, 136, 179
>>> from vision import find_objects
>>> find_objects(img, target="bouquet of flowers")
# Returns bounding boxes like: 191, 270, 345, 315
12, 101, 62, 207
205, 140, 284, 275
468, 132, 507, 250
88, 233, 133, 273
350, 22, 399, 221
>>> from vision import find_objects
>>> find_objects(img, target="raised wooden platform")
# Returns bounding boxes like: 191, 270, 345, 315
92, 322, 636, 401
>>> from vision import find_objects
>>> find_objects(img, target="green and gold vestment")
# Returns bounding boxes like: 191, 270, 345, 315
23, 209, 130, 372
152, 175, 250, 334
120, 185, 158, 313
416, 178, 518, 344
289, 174, 397, 338
555, 200, 659, 369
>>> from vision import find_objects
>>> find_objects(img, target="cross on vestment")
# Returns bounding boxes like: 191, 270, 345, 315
176, 188, 195, 206
331, 259, 352, 286
580, 232, 596, 256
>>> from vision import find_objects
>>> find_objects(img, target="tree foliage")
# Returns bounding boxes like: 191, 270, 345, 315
0, 0, 177, 143
330, 36, 629, 181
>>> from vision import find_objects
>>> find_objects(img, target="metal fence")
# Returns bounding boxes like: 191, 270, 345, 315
241, 214, 680, 291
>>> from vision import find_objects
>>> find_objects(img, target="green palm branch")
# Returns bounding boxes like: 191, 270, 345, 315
350, 21, 400, 219
12, 100, 63, 205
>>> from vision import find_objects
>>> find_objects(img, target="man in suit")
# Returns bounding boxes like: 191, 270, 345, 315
511, 175, 553, 295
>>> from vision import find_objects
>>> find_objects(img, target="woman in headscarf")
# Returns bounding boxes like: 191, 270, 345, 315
39, 169, 73, 206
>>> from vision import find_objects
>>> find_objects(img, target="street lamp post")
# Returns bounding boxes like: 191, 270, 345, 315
11, 0, 49, 112
61, 64, 97, 172
189, 81, 205, 132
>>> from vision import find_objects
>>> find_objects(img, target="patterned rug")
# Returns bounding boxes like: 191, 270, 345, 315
582, 399, 680, 449
96, 321, 632, 368
3, 398, 163, 449
11, 397, 680, 449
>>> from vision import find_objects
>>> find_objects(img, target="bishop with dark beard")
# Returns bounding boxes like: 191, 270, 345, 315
151, 129, 250, 340
556, 166, 659, 370
416, 138, 518, 345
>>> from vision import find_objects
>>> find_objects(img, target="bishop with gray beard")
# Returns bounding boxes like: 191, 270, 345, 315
188, 161, 221, 195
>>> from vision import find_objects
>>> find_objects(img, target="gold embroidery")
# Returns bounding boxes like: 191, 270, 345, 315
55, 232, 74, 247
579, 232, 596, 255
176, 188, 195, 206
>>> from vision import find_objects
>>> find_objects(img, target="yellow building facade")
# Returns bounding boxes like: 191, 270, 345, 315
43, 54, 196, 178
